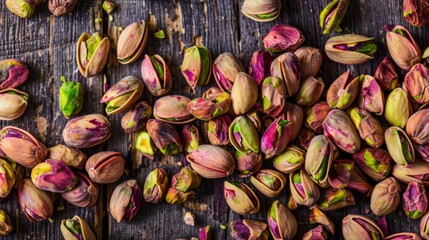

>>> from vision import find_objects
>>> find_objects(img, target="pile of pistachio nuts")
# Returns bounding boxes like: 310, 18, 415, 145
3, 0, 429, 239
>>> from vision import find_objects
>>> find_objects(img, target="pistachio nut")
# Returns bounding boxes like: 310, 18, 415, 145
386, 24, 422, 70
241, 0, 281, 22
317, 188, 355, 211
347, 166, 373, 195
295, 76, 325, 107
421, 211, 429, 239
141, 54, 172, 96
283, 102, 304, 141
199, 225, 212, 240
224, 181, 260, 215
305, 101, 331, 133
5, 0, 43, 18
181, 46, 212, 89
358, 75, 385, 115
49, 0, 78, 16
248, 50, 272, 85
235, 151, 263, 177
102, 0, 115, 14
181, 124, 201, 153
121, 101, 152, 133
260, 116, 292, 159
0, 126, 47, 168
352, 147, 392, 181
76, 32, 110, 78
328, 159, 354, 189
273, 145, 305, 173
213, 52, 245, 92
342, 214, 384, 240
17, 179, 53, 222
62, 114, 111, 149
153, 95, 195, 124
31, 159, 77, 193
320, 0, 350, 34
407, 108, 429, 145
404, 0, 429, 27
0, 209, 13, 236
287, 194, 301, 210
60, 215, 96, 240
229, 116, 260, 153
171, 166, 201, 192
392, 160, 429, 186
323, 109, 361, 153
305, 135, 336, 187
117, 20, 148, 64
61, 172, 99, 208
267, 200, 297, 240
263, 24, 305, 53
295, 126, 315, 150
187, 89, 232, 121
294, 46, 323, 78
231, 72, 258, 115
230, 219, 269, 240
0, 158, 15, 199
59, 76, 83, 118
85, 151, 125, 184
143, 168, 168, 204
0, 59, 29, 89
109, 179, 142, 223
402, 182, 428, 219
404, 63, 429, 104
100, 76, 144, 115
374, 57, 399, 90
250, 169, 285, 198
303, 225, 328, 240
326, 70, 359, 109
370, 177, 401, 216
325, 34, 377, 64
290, 169, 320, 206
165, 188, 195, 204
386, 233, 422, 240
186, 145, 235, 179
206, 115, 231, 146
270, 52, 301, 97
310, 206, 335, 235
261, 76, 285, 117
385, 126, 415, 166
350, 107, 384, 147
135, 131, 156, 159
183, 212, 195, 226
0, 88, 28, 120
146, 119, 183, 155
385, 88, 413, 128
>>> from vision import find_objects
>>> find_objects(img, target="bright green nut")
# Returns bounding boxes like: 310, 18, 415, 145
5, 0, 36, 18
59, 76, 83, 118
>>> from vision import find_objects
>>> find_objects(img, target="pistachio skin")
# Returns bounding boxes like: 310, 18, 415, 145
31, 159, 77, 193
141, 54, 172, 96
260, 116, 292, 159
165, 188, 195, 205
328, 159, 354, 189
187, 90, 232, 121
352, 147, 392, 181
305, 101, 331, 133
374, 57, 399, 90
342, 214, 384, 240
17, 179, 53, 222
325, 34, 377, 64
320, 0, 350, 34
224, 181, 260, 215
267, 200, 297, 240
358, 75, 385, 116
143, 168, 169, 204
135, 131, 156, 159
181, 124, 202, 153
403, 182, 428, 219
48, 144, 87, 169
186, 145, 235, 179
263, 24, 305, 53
49, 0, 78, 16
407, 108, 429, 145
0, 88, 28, 120
317, 188, 355, 211
370, 177, 401, 216
207, 115, 231, 146
61, 172, 99, 208
248, 50, 272, 85
117, 21, 149, 64
60, 215, 97, 240
76, 32, 110, 78
403, 0, 429, 27
109, 179, 142, 223
85, 151, 125, 184
171, 166, 201, 192
386, 24, 422, 70
0, 59, 29, 89
235, 151, 263, 177
241, 0, 281, 22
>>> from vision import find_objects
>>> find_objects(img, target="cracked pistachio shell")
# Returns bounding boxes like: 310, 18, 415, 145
224, 181, 260, 215
60, 215, 96, 240
235, 151, 263, 177
386, 233, 422, 240
305, 135, 336, 188
404, 0, 429, 27
154, 95, 195, 124
0, 158, 15, 199
295, 76, 325, 107
146, 119, 183, 155
121, 101, 152, 133
270, 52, 301, 97
181, 124, 202, 153
385, 88, 413, 128
76, 32, 110, 78
181, 46, 212, 88
294, 46, 323, 78
117, 20, 149, 64
248, 50, 272, 85
320, 0, 350, 34
141, 54, 172, 96
207, 115, 231, 146
31, 159, 77, 193
143, 168, 168, 204
250, 169, 286, 198
328, 159, 354, 189
342, 214, 384, 240
186, 145, 235, 179
0, 126, 47, 168
392, 160, 429, 186
165, 188, 195, 204
290, 169, 320, 207
85, 151, 125, 184
241, 0, 281, 22
18, 179, 53, 222
263, 24, 305, 53
375, 57, 399, 90
305, 101, 331, 133
385, 126, 415, 166
213, 52, 245, 92
323, 109, 361, 153
135, 131, 156, 159
310, 207, 335, 235
327, 70, 359, 109
5, 0, 42, 18
62, 114, 111, 149
386, 25, 422, 70
348, 166, 372, 195
49, 0, 78, 16
358, 75, 385, 115
273, 145, 305, 173
100, 76, 144, 115
261, 116, 292, 159
229, 116, 260, 153
0, 88, 28, 120
268, 200, 297, 240
421, 211, 429, 239
325, 34, 377, 64
352, 147, 392, 181
370, 177, 401, 216
0, 209, 12, 236
261, 76, 286, 117
61, 172, 99, 208
403, 182, 428, 219
59, 76, 83, 118
109, 179, 142, 223
350, 107, 384, 147
407, 108, 429, 145
317, 188, 355, 211
230, 219, 269, 240
187, 90, 232, 121
0, 59, 29, 90
404, 64, 429, 104
231, 72, 258, 115
303, 225, 328, 240
283, 102, 304, 141
171, 166, 201, 192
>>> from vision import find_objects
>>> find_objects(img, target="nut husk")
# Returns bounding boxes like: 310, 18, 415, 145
0, 59, 29, 89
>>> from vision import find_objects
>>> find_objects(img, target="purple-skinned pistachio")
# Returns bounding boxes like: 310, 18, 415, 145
0, 158, 15, 199
31, 159, 77, 193
141, 54, 172, 96
305, 135, 337, 188
287, 194, 300, 210
325, 34, 377, 65
186, 145, 235, 179
171, 166, 201, 192
235, 151, 263, 177
241, 0, 281, 22
146, 119, 183, 155
403, 0, 429, 27
310, 206, 335, 235
18, 179, 53, 222
248, 50, 272, 85
386, 25, 422, 70
273, 145, 305, 174
117, 21, 148, 64
154, 95, 195, 124
323, 109, 361, 153
206, 115, 231, 146
121, 101, 152, 133
199, 225, 212, 240
404, 63, 429, 104
76, 32, 110, 78
385, 88, 413, 128
392, 160, 429, 186
0, 88, 28, 121
0, 59, 29, 89
261, 76, 286, 117
294, 46, 323, 78
181, 46, 212, 89
61, 172, 99, 208
386, 233, 422, 240
250, 169, 286, 198
328, 159, 354, 189
377, 217, 388, 236
385, 126, 415, 166
0, 126, 47, 168
295, 76, 325, 107
165, 188, 195, 204
135, 131, 156, 159
347, 166, 373, 195
320, 0, 350, 34
0, 209, 13, 236
48, 144, 87, 169
414, 143, 429, 163
317, 188, 355, 211
407, 108, 429, 145
263, 24, 305, 53
85, 151, 125, 184
231, 72, 259, 115
327, 70, 359, 109
181, 124, 202, 153
290, 169, 320, 207
352, 147, 392, 181
374, 57, 399, 90
270, 52, 301, 97
230, 219, 269, 240
224, 181, 260, 215
229, 116, 260, 153
143, 168, 169, 204
260, 116, 292, 159
267, 200, 297, 240
421, 211, 429, 239
187, 88, 232, 121
49, 0, 78, 16
342, 214, 384, 240
60, 215, 96, 240
403, 182, 428, 219
350, 107, 384, 147
283, 103, 304, 141
303, 225, 328, 240
109, 179, 142, 223
358, 75, 385, 115
295, 127, 316, 150
371, 177, 401, 216
213, 52, 245, 92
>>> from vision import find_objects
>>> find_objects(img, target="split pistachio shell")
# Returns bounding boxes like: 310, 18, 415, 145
186, 145, 235, 179
59, 76, 83, 118
181, 124, 201, 153
230, 219, 269, 240
261, 116, 292, 159
141, 54, 172, 96
326, 70, 359, 109
121, 101, 152, 133
317, 188, 355, 211
273, 145, 305, 173
181, 46, 212, 88
386, 24, 422, 70
250, 169, 286, 198
229, 116, 260, 153
0, 88, 28, 120
153, 95, 195, 124
263, 24, 305, 53
0, 59, 29, 89
320, 0, 350, 34
385, 126, 415, 166
283, 102, 304, 141
241, 0, 281, 22
295, 76, 325, 107
235, 151, 263, 177
290, 169, 320, 207
31, 159, 77, 193
310, 206, 335, 235
385, 88, 413, 128
143, 168, 168, 204
61, 172, 99, 208
109, 179, 142, 223
146, 119, 183, 155
85, 151, 125, 184
267, 200, 297, 240
60, 215, 96, 240
117, 20, 149, 64
224, 181, 260, 215
352, 147, 392, 181
403, 182, 428, 219
407, 108, 429, 145
323, 109, 361, 153
374, 57, 399, 90
248, 50, 272, 85
305, 135, 336, 187
0, 158, 15, 199
231, 72, 258, 115
213, 52, 245, 92
48, 144, 87, 169
392, 160, 429, 186
76, 32, 110, 78
371, 177, 401, 216
325, 34, 377, 64
0, 209, 12, 236
261, 76, 286, 117
358, 75, 385, 116
305, 101, 331, 133
350, 107, 384, 147
342, 214, 384, 240
303, 225, 328, 240
270, 52, 301, 97
294, 46, 323, 78
17, 179, 53, 222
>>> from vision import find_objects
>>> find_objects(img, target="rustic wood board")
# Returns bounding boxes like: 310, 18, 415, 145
0, 0, 428, 239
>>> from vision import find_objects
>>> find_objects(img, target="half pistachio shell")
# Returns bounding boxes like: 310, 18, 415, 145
76, 32, 110, 78
0, 88, 28, 120
117, 20, 149, 64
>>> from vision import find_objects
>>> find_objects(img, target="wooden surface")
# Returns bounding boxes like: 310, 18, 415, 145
0, 0, 427, 239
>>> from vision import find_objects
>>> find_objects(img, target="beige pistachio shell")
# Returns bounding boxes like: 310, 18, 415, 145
76, 32, 110, 78
60, 215, 96, 240
117, 20, 149, 64
370, 177, 401, 216
231, 72, 258, 115
224, 181, 260, 215
0, 88, 28, 120
153, 95, 195, 124
325, 34, 375, 65
250, 169, 286, 198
